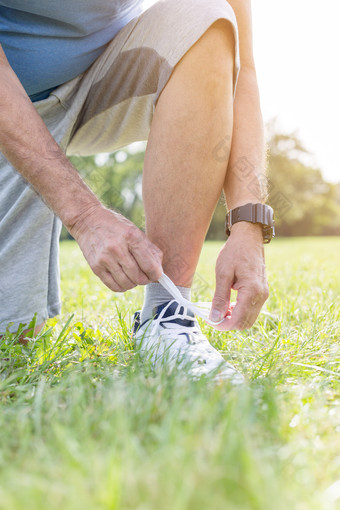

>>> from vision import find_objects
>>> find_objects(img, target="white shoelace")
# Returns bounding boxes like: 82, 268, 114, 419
158, 273, 224, 326
149, 299, 203, 338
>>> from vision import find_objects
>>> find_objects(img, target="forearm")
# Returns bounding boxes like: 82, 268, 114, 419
210, 1, 269, 329
224, 65, 266, 210
0, 53, 101, 231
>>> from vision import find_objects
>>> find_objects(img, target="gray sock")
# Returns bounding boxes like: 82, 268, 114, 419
140, 282, 191, 324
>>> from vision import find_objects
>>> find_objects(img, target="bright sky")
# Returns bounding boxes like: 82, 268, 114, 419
143, 0, 340, 183
253, 0, 340, 183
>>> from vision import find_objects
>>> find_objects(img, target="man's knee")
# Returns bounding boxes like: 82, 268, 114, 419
204, 19, 235, 53
170, 17, 235, 93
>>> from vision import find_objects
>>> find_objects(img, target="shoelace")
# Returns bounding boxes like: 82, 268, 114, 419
149, 299, 203, 338
158, 273, 224, 326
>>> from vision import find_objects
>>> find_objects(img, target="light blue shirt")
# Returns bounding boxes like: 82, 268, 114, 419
0, 0, 145, 101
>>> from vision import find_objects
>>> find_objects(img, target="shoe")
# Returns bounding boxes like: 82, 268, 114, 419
132, 300, 244, 384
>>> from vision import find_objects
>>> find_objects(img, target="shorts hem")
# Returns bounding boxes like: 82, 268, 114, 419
0, 301, 61, 334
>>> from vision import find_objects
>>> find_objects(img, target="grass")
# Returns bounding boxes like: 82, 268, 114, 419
1, 237, 340, 510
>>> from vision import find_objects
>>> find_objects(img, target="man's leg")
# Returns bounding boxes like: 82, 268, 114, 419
61, 0, 239, 322
18, 322, 45, 344
0, 322, 45, 345
141, 19, 235, 319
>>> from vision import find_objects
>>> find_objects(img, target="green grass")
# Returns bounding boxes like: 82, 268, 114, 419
1, 237, 340, 510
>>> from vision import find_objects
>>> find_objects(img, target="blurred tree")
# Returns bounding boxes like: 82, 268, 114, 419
60, 148, 145, 240
266, 122, 340, 236
60, 126, 340, 241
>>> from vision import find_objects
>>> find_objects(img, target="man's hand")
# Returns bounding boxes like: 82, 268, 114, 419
70, 205, 163, 292
0, 47, 163, 294
210, 222, 269, 330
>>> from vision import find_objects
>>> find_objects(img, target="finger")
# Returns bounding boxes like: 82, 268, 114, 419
209, 270, 233, 323
218, 288, 264, 331
99, 270, 124, 293
119, 253, 150, 286
129, 238, 163, 281
99, 260, 136, 292
97, 247, 138, 290
112, 263, 137, 291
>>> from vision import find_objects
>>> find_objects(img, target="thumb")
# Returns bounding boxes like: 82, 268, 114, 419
210, 270, 233, 323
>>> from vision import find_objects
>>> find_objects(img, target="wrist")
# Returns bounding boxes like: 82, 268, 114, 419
226, 202, 275, 244
229, 220, 263, 242
64, 200, 105, 238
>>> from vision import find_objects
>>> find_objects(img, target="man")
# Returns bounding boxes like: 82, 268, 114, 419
0, 0, 271, 381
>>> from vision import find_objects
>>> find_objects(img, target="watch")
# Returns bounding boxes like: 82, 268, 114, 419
225, 203, 275, 244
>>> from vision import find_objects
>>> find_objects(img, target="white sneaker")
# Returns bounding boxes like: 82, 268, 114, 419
132, 300, 244, 384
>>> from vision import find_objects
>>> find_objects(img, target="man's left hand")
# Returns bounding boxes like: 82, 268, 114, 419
209, 222, 269, 330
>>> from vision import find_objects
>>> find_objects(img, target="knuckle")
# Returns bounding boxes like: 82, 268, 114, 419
98, 255, 108, 267
92, 263, 102, 276
95, 250, 110, 266
263, 285, 270, 301
249, 282, 264, 298
106, 242, 121, 257
125, 226, 141, 245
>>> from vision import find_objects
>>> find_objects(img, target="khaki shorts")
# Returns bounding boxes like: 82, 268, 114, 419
0, 0, 240, 332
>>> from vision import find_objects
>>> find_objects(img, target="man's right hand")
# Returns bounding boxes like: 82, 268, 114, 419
69, 205, 163, 292
0, 49, 163, 293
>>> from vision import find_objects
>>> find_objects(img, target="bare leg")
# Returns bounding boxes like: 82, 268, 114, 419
143, 19, 235, 287
0, 321, 45, 345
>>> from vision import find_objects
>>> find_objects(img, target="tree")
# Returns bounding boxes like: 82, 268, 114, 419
60, 147, 146, 240
266, 123, 340, 236
60, 125, 340, 241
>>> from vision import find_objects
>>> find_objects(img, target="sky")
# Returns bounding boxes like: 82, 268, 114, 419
252, 0, 340, 183
143, 0, 340, 183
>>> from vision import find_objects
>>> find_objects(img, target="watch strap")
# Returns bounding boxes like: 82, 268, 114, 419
226, 203, 275, 243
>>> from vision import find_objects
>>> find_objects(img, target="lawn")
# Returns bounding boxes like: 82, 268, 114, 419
1, 237, 340, 510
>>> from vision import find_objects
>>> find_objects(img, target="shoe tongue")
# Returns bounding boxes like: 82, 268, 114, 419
152, 300, 196, 328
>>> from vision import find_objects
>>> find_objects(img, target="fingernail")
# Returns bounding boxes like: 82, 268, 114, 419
210, 309, 222, 322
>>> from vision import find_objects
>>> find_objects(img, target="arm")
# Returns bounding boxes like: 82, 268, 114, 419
0, 45, 162, 291
210, 0, 269, 330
